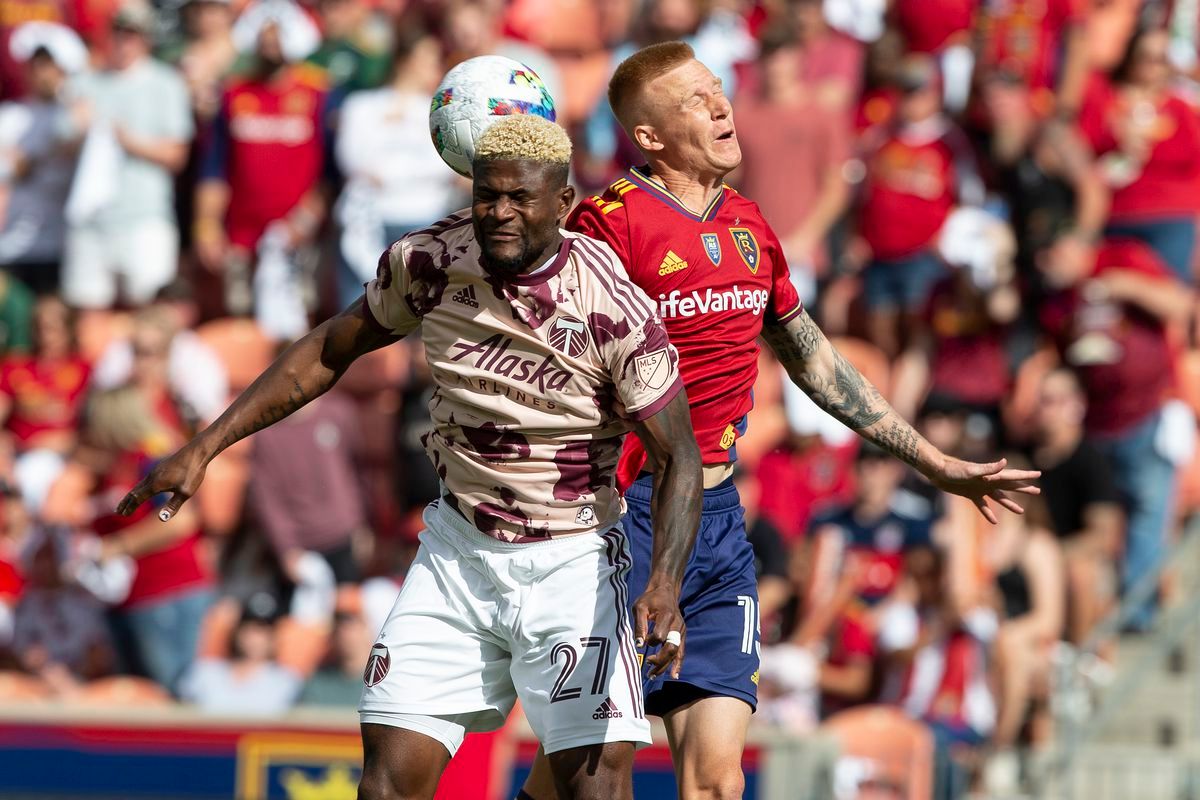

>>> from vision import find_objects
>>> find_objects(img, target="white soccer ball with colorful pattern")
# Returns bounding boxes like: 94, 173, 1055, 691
429, 55, 557, 178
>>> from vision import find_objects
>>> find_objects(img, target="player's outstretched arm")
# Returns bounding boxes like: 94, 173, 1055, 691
631, 390, 703, 679
761, 310, 1040, 523
118, 299, 401, 521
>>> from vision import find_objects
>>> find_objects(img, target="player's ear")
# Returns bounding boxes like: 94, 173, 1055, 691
633, 123, 663, 153
557, 184, 576, 223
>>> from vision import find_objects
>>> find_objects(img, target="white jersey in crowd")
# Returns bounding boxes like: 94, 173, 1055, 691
365, 210, 682, 542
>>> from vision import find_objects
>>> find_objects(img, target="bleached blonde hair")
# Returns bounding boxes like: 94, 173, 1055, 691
474, 115, 572, 166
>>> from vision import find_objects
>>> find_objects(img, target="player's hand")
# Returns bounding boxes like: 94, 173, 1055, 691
927, 456, 1040, 524
632, 580, 686, 679
116, 440, 210, 521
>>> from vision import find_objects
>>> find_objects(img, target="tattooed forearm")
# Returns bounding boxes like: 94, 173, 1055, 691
874, 419, 921, 467
800, 348, 888, 430
218, 378, 311, 450
764, 311, 937, 474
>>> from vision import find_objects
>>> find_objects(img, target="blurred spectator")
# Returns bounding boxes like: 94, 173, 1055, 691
334, 22, 459, 308
878, 544, 997, 799
853, 54, 982, 358
162, 0, 237, 124
92, 286, 228, 425
0, 270, 31, 354
247, 387, 367, 588
195, 0, 326, 318
785, 0, 865, 111
984, 71, 1109, 289
0, 23, 86, 296
0, 478, 25, 656
440, 0, 562, 107
893, 209, 1020, 423
43, 386, 212, 693
306, 0, 389, 96
755, 386, 857, 543
12, 525, 116, 693
979, 489, 1063, 763
0, 296, 89, 459
799, 445, 933, 645
61, 2, 192, 310
734, 22, 851, 304
0, 0, 75, 104
1081, 25, 1200, 283
180, 591, 302, 715
975, 0, 1089, 117
579, 0, 754, 182
1030, 367, 1124, 644
298, 605, 372, 706
1038, 236, 1194, 630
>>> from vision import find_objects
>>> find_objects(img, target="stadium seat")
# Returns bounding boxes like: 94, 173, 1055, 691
73, 677, 174, 707
0, 671, 52, 703
194, 318, 275, 395
821, 705, 935, 800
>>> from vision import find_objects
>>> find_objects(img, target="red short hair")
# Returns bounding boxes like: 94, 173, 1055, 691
607, 41, 696, 133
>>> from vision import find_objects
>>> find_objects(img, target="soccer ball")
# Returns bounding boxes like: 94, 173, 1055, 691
429, 55, 557, 178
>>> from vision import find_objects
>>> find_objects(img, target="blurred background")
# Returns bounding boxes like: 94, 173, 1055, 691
1, 0, 1200, 797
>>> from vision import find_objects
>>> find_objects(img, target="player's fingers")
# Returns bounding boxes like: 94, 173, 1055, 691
973, 495, 998, 525
670, 630, 686, 679
1012, 484, 1041, 495
634, 602, 649, 649
117, 478, 154, 516
158, 492, 190, 522
961, 458, 1006, 478
993, 492, 1026, 516
647, 643, 678, 679
988, 468, 1041, 484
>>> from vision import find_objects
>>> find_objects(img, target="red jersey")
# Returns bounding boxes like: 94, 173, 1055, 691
91, 444, 209, 609
570, 169, 803, 476
859, 120, 968, 260
0, 355, 89, 449
201, 63, 328, 250
1039, 239, 1175, 436
1080, 89, 1200, 222
894, 0, 976, 53
978, 0, 1085, 92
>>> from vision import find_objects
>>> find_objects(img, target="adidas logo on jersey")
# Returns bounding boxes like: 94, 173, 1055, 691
451, 285, 478, 308
657, 250, 688, 276
593, 697, 624, 720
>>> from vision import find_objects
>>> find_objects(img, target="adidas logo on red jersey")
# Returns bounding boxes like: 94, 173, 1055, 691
593, 697, 623, 719
451, 285, 478, 308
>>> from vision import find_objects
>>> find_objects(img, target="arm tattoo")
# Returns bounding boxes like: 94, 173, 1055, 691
874, 419, 921, 467
761, 310, 821, 362
800, 348, 888, 431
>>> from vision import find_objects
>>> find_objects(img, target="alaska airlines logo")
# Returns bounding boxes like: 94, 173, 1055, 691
658, 286, 770, 319
450, 333, 573, 392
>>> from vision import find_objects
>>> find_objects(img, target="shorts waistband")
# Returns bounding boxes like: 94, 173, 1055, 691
624, 472, 740, 513
431, 498, 616, 552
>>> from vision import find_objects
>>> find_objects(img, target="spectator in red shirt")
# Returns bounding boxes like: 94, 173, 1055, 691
1038, 234, 1194, 630
735, 22, 851, 302
0, 296, 86, 516
194, 0, 327, 316
976, 0, 1090, 117
1081, 25, 1200, 283
43, 385, 212, 693
854, 54, 983, 358
893, 210, 1020, 423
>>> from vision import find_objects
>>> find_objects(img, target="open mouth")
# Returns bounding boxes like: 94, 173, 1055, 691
716, 130, 735, 142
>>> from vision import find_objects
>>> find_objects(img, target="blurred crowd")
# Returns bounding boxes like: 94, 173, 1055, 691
0, 0, 1195, 794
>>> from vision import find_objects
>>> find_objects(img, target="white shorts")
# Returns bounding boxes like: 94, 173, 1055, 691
62, 218, 179, 308
359, 500, 650, 756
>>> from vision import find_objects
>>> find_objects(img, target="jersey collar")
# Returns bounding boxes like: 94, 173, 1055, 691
626, 166, 727, 222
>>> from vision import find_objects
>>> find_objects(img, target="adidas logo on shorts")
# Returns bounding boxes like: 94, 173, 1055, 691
593, 697, 623, 720
452, 285, 479, 308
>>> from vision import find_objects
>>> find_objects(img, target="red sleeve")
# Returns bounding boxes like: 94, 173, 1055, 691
837, 613, 877, 659
1096, 239, 1174, 281
763, 225, 804, 324
568, 196, 635, 277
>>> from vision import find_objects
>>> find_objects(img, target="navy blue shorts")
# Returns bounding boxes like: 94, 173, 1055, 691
623, 473, 759, 716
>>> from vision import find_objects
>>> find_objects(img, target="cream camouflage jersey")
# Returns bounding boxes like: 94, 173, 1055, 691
365, 210, 683, 542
